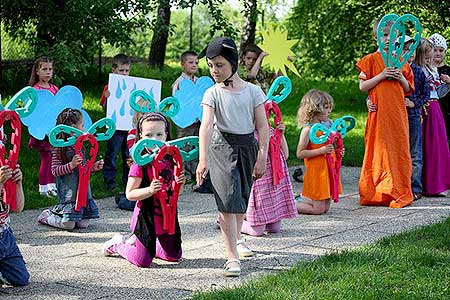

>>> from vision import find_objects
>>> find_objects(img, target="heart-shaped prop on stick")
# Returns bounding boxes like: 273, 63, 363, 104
49, 118, 115, 211
0, 87, 38, 209
377, 13, 422, 69
309, 116, 356, 202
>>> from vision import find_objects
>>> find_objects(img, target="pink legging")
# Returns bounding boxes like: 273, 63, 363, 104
115, 235, 182, 268
39, 150, 55, 185
241, 220, 282, 237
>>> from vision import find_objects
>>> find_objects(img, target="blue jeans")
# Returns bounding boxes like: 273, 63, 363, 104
103, 130, 130, 188
0, 228, 29, 286
409, 115, 422, 194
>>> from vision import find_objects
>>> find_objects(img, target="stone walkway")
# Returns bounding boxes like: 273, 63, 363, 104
1, 167, 449, 299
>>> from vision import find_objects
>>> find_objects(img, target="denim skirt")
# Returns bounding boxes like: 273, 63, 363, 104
208, 129, 258, 214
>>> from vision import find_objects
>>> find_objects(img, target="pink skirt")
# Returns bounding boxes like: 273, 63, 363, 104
422, 101, 450, 195
246, 151, 297, 226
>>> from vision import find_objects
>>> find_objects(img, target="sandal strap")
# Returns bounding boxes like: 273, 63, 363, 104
225, 258, 240, 266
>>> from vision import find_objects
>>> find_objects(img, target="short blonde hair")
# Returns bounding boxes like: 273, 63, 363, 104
373, 16, 393, 37
414, 38, 433, 67
297, 89, 334, 127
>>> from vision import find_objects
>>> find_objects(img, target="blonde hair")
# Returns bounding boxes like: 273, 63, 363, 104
297, 89, 334, 127
414, 38, 434, 67
373, 16, 393, 37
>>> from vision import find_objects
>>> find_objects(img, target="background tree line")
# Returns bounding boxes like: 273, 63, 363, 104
0, 0, 449, 91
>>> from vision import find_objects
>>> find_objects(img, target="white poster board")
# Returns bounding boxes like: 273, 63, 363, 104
106, 74, 162, 130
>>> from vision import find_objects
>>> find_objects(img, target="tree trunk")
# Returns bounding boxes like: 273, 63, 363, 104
148, 0, 171, 69
239, 0, 258, 54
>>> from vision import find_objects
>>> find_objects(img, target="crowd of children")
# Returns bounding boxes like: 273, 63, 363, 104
1, 15, 450, 284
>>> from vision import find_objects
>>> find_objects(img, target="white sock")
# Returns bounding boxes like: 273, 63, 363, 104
46, 215, 75, 230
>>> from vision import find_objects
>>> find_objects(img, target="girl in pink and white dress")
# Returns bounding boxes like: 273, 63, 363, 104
241, 120, 297, 237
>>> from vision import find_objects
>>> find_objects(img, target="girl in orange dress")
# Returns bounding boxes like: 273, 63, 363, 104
296, 90, 343, 215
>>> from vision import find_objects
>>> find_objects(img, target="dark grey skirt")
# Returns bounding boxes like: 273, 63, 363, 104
208, 129, 258, 214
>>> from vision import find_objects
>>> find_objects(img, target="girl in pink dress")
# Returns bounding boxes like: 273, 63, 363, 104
28, 56, 59, 197
241, 121, 297, 237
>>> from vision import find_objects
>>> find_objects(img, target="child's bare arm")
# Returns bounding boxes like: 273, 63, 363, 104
253, 104, 270, 179
391, 69, 410, 93
126, 176, 161, 201
248, 52, 268, 79
12, 165, 24, 213
359, 68, 395, 92
296, 127, 332, 159
277, 123, 289, 159
196, 105, 214, 185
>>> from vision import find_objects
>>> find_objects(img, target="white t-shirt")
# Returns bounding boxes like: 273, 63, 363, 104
201, 82, 266, 134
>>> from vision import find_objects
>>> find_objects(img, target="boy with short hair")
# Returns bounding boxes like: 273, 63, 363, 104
171, 51, 199, 97
357, 17, 415, 208
101, 54, 132, 190
0, 165, 29, 287
172, 51, 200, 179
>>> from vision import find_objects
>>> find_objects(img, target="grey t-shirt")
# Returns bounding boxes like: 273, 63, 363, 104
202, 82, 266, 134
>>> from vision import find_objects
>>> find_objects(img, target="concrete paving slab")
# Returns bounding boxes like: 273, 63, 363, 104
2, 166, 449, 300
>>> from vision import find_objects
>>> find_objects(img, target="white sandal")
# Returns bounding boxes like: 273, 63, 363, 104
224, 259, 241, 277
237, 239, 254, 258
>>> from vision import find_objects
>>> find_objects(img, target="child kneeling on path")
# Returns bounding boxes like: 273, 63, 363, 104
296, 90, 343, 215
37, 109, 103, 230
0, 165, 29, 286
103, 113, 185, 267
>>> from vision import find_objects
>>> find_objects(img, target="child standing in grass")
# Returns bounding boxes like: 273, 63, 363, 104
0, 164, 29, 286
239, 44, 270, 92
196, 37, 269, 277
37, 109, 104, 230
103, 113, 185, 267
28, 56, 58, 198
296, 90, 343, 215
171, 51, 202, 185
356, 17, 414, 208
101, 54, 131, 191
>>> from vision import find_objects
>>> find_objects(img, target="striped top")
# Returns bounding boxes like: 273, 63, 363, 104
51, 147, 75, 177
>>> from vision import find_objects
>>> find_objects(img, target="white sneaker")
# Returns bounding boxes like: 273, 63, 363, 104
37, 209, 51, 225
47, 189, 58, 197
237, 239, 253, 258
102, 234, 125, 256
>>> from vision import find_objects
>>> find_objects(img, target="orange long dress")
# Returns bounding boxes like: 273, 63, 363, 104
302, 130, 343, 201
356, 52, 414, 208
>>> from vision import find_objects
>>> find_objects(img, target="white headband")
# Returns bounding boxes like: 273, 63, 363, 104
429, 33, 447, 51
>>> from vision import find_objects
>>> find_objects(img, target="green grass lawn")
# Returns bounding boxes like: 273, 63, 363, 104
192, 217, 450, 300
2, 64, 368, 209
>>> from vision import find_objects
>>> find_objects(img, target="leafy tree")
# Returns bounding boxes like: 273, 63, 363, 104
148, 0, 237, 68
0, 0, 153, 83
240, 0, 258, 52
287, 0, 450, 78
